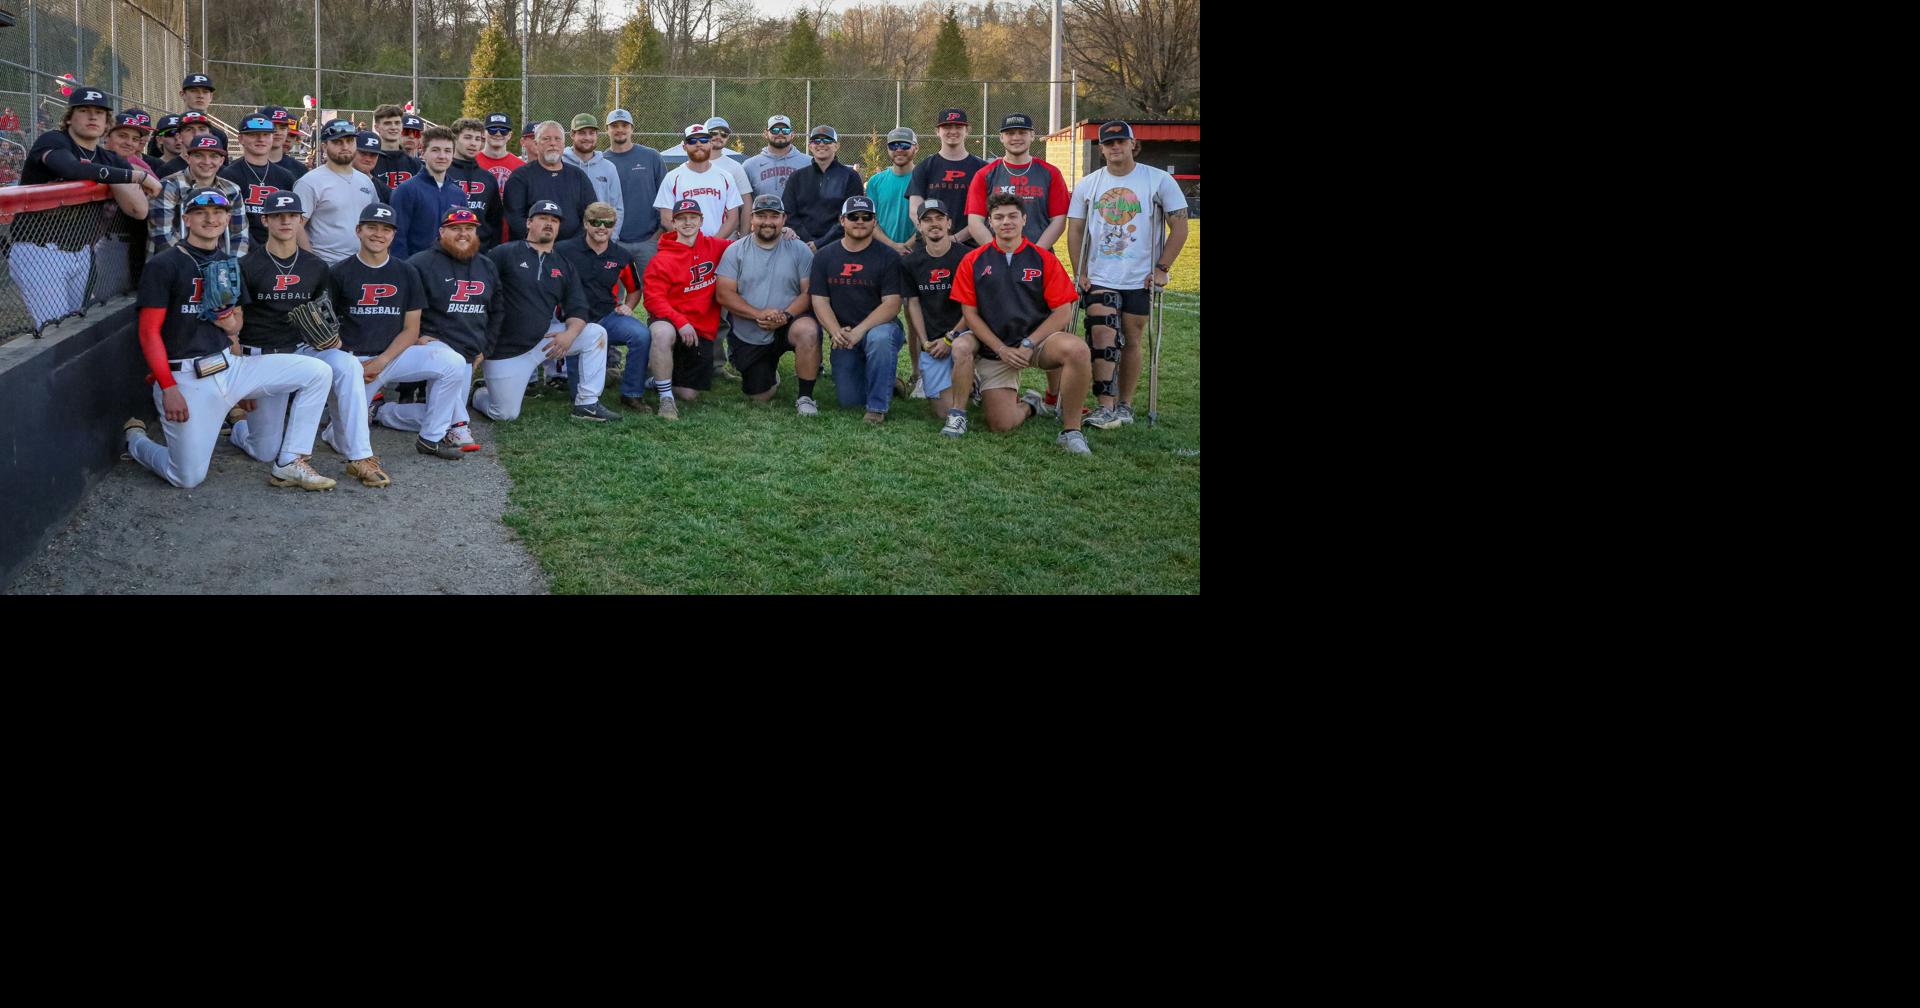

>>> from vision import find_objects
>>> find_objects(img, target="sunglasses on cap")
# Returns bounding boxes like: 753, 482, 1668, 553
768, 126, 793, 135
887, 142, 914, 151
185, 191, 231, 208
843, 212, 875, 222
586, 217, 616, 228
708, 130, 729, 138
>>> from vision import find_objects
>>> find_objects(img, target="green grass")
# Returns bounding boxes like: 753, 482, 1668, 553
491, 293, 1201, 595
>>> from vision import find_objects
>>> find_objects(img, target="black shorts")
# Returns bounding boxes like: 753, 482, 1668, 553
1084, 286, 1150, 317
728, 323, 811, 395
670, 335, 716, 390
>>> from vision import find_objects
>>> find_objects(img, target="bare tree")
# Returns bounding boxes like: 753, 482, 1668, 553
1065, 0, 1199, 117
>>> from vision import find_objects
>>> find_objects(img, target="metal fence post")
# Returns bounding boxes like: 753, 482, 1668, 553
804, 79, 811, 133
980, 81, 989, 157
710, 77, 716, 118
110, 2, 119, 101
411, 0, 418, 111
74, 0, 82, 88
199, 0, 207, 74
26, 1, 37, 127
895, 79, 901, 127
520, 1, 529, 133
312, 0, 321, 119
1069, 71, 1077, 182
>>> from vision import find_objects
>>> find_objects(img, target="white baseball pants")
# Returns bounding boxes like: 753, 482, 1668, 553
365, 343, 475, 443
132, 350, 332, 488
230, 346, 372, 462
472, 321, 607, 421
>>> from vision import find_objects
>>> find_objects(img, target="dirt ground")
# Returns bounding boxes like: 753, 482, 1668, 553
7, 415, 548, 595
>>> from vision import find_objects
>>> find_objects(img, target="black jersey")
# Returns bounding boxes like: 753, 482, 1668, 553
325, 253, 427, 355
219, 159, 300, 247
554, 236, 636, 320
20, 128, 135, 186
371, 150, 424, 193
137, 243, 251, 360
907, 150, 988, 212
449, 159, 506, 252
951, 239, 1076, 360
274, 154, 309, 180
484, 241, 591, 359
406, 247, 501, 363
809, 239, 906, 325
237, 246, 330, 350
902, 241, 971, 338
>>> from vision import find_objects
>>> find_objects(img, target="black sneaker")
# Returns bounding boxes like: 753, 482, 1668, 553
416, 435, 463, 460
570, 402, 621, 423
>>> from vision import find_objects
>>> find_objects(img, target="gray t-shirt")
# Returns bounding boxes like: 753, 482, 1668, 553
602, 145, 665, 244
293, 165, 379, 264
716, 237, 813, 345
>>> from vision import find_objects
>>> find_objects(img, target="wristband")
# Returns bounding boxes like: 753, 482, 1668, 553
1155, 263, 1170, 271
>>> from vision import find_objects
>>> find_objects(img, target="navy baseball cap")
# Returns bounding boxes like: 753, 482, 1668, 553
750, 194, 785, 214
113, 109, 155, 133
521, 123, 536, 137
841, 195, 876, 216
318, 118, 357, 141
402, 114, 424, 132
188, 135, 224, 152
1098, 120, 1134, 143
999, 112, 1034, 132
181, 73, 214, 91
359, 203, 397, 225
937, 108, 968, 127
240, 116, 275, 134
66, 86, 111, 110
486, 112, 512, 132
259, 105, 290, 124
671, 199, 702, 218
355, 130, 382, 152
153, 113, 183, 135
178, 111, 209, 126
529, 200, 564, 220
442, 208, 480, 226
262, 191, 305, 216
917, 198, 952, 220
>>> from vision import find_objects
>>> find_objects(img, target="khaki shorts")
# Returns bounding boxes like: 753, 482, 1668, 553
975, 355, 1024, 392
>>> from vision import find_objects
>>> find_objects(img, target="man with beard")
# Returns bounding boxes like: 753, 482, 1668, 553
94, 108, 158, 301
293, 120, 381, 264
653, 123, 742, 240
742, 114, 807, 204
781, 125, 861, 253
447, 116, 505, 252
377, 208, 499, 457
369, 104, 423, 191
909, 108, 986, 225
351, 131, 394, 204
503, 121, 597, 242
600, 108, 665, 276
700, 117, 754, 235
639, 199, 732, 421
220, 115, 299, 248
964, 112, 1070, 249
809, 196, 907, 424
391, 126, 470, 259
902, 200, 979, 436
555, 201, 652, 412
470, 200, 617, 424
257, 105, 308, 179
228, 192, 389, 488
151, 135, 247, 258
562, 113, 624, 237
866, 127, 919, 254
715, 194, 820, 414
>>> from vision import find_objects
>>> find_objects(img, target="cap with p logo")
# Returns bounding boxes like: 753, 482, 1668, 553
264, 192, 305, 215
672, 199, 702, 217
360, 203, 396, 224
69, 87, 111, 110
190, 135, 224, 151
530, 200, 564, 219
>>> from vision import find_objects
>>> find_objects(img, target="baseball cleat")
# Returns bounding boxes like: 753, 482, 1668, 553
220, 405, 247, 437
345, 456, 392, 487
468, 378, 485, 411
269, 455, 338, 490
448, 421, 482, 451
570, 402, 621, 422
1056, 429, 1093, 455
121, 418, 146, 460
416, 436, 464, 460
620, 395, 654, 414
795, 395, 818, 417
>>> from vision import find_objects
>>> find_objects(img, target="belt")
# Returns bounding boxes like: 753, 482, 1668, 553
237, 345, 298, 355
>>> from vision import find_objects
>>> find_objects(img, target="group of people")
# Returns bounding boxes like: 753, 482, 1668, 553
9, 77, 1189, 491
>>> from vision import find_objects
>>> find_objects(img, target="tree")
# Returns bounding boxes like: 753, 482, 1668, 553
1066, 0, 1201, 118
463, 18, 522, 122
610, 10, 666, 124
780, 11, 828, 77
928, 8, 971, 81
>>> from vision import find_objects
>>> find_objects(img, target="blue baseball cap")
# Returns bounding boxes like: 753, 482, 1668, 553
355, 130, 382, 153
240, 116, 275, 134
262, 191, 306, 216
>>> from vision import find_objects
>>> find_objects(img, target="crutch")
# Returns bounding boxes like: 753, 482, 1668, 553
1148, 200, 1164, 427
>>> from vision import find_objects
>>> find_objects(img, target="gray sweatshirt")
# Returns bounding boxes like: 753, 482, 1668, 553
562, 146, 626, 236
741, 145, 811, 202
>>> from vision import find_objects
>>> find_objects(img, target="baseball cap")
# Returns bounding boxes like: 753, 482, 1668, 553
113, 109, 154, 133
606, 109, 633, 126
240, 116, 275, 134
259, 105, 290, 124
767, 114, 792, 129
917, 198, 952, 220
999, 112, 1034, 132
529, 200, 564, 220
486, 112, 512, 132
180, 73, 214, 91
359, 202, 397, 225
682, 123, 710, 142
401, 114, 424, 132
153, 113, 183, 135
181, 186, 230, 209
188, 135, 224, 152
442, 208, 480, 226
286, 122, 302, 137
178, 111, 209, 126
262, 191, 305, 215
750, 194, 785, 214
570, 113, 599, 131
937, 108, 969, 127
671, 198, 702, 218
1098, 120, 1134, 143
886, 126, 916, 145
809, 125, 838, 142
522, 123, 537, 137
66, 86, 111, 111
318, 118, 356, 141
355, 130, 382, 152
704, 116, 731, 132
841, 195, 876, 216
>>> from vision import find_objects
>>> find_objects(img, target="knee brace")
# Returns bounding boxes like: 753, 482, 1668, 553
1083, 290, 1122, 340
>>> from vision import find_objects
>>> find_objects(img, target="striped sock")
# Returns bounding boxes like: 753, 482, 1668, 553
655, 378, 674, 401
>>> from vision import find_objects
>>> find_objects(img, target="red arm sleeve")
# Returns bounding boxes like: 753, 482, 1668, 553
642, 260, 689, 330
951, 247, 978, 306
1043, 252, 1076, 310
965, 162, 993, 217
1046, 163, 1070, 219
139, 307, 175, 389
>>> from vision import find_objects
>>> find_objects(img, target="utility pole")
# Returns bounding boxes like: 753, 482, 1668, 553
411, 0, 418, 113
521, 0, 530, 134
313, 0, 321, 120
1049, 0, 1062, 137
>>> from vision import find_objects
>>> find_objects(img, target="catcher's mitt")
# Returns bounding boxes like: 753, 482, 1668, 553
286, 296, 343, 351
195, 256, 243, 322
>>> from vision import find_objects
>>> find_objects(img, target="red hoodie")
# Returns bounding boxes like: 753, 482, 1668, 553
643, 230, 733, 339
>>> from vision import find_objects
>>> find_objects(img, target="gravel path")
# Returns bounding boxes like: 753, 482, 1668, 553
7, 415, 548, 595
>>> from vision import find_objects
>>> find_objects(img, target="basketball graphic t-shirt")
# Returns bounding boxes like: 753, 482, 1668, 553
1066, 164, 1187, 291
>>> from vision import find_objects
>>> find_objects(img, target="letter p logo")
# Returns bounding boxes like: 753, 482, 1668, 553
840, 263, 864, 277
452, 280, 486, 301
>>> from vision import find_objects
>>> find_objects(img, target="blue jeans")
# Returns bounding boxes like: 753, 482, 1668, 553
566, 311, 654, 399
830, 321, 904, 414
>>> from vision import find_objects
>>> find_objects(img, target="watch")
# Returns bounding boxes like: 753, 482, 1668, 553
1155, 263, 1171, 271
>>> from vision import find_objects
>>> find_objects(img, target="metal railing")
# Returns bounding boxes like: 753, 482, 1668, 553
2, 180, 137, 343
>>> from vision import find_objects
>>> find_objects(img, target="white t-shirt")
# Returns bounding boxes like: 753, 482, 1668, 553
653, 163, 744, 238
294, 165, 380, 264
1066, 163, 1187, 291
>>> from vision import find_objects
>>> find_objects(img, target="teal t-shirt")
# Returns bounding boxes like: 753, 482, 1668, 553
866, 168, 916, 244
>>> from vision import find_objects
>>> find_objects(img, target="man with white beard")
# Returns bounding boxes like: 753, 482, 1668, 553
503, 120, 597, 242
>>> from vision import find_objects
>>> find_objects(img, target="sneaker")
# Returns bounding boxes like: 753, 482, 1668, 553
120, 418, 146, 461
448, 420, 482, 452
523, 380, 543, 399
895, 375, 917, 399
1085, 405, 1125, 430
571, 402, 620, 422
1021, 390, 1059, 418
269, 455, 338, 489
940, 412, 968, 438
908, 375, 928, 399
795, 395, 818, 417
546, 375, 569, 392
320, 424, 345, 456
367, 396, 384, 431
863, 410, 886, 425
656, 396, 680, 421
345, 456, 392, 488
416, 436, 464, 460
620, 395, 654, 415
1057, 429, 1093, 455
1114, 403, 1136, 426
719, 361, 743, 382
469, 378, 485, 411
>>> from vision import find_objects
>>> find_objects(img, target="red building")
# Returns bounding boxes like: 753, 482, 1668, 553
1041, 118, 1200, 216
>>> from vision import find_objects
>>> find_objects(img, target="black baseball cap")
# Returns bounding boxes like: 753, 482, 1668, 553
1098, 120, 1134, 143
841, 195, 876, 216
999, 112, 1034, 132
240, 116, 275, 134
113, 109, 155, 133
180, 73, 215, 91
153, 113, 184, 135
188, 135, 225, 152
402, 114, 424, 132
355, 130, 382, 153
521, 123, 537, 138
530, 200, 565, 220
359, 202, 397, 225
917, 198, 952, 220
671, 199, 703, 218
259, 105, 290, 124
66, 86, 112, 111
937, 108, 968, 127
262, 191, 305, 216
486, 113, 511, 132
750, 194, 785, 214
318, 118, 357, 141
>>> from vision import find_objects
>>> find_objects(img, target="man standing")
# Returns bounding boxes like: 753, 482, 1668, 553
477, 113, 525, 193
292, 119, 380, 265
715, 194, 820, 414
909, 107, 986, 225
742, 114, 807, 203
219, 115, 298, 248
228, 192, 389, 488
447, 116, 506, 252
471, 201, 618, 423
95, 108, 158, 301
562, 113, 625, 237
701, 116, 754, 233
351, 131, 394, 204
381, 207, 500, 457
653, 123, 742, 239
809, 195, 907, 424
121, 187, 336, 491
176, 73, 230, 150
390, 126, 470, 259
953, 192, 1092, 454
1065, 120, 1190, 429
901, 200, 978, 437
153, 110, 215, 179
867, 127, 919, 254
368, 103, 423, 192
152, 135, 247, 258
781, 125, 861, 253
639, 199, 731, 420
964, 112, 1070, 249
600, 108, 665, 277
555, 201, 653, 413
519, 123, 538, 162
6, 85, 160, 329
258, 105, 308, 179
400, 113, 426, 159
504, 121, 598, 242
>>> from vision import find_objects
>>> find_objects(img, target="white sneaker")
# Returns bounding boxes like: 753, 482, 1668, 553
908, 375, 928, 399
269, 455, 338, 490
940, 411, 968, 438
796, 395, 819, 417
1057, 429, 1093, 455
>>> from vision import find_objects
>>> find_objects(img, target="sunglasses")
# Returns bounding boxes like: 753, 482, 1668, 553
486, 127, 511, 134
709, 132, 729, 139
809, 137, 836, 145
587, 218, 616, 228
887, 142, 914, 151
686, 135, 711, 144
769, 127, 793, 135
844, 212, 875, 222
186, 192, 231, 208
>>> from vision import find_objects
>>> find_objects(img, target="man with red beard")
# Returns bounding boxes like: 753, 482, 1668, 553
376, 208, 500, 456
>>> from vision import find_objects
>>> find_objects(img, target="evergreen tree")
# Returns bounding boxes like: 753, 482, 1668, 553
462, 19, 521, 123
773, 12, 826, 125
928, 10, 972, 81
610, 10, 668, 133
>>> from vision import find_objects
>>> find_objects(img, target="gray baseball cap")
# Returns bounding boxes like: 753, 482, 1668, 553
704, 116, 731, 132
886, 126, 917, 144
917, 199, 952, 220
606, 108, 634, 125
767, 114, 792, 129
750, 194, 785, 214
809, 125, 838, 143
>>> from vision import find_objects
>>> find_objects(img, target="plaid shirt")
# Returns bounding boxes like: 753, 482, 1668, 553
149, 172, 249, 258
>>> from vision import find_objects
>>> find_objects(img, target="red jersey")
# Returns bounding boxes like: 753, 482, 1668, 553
476, 152, 524, 245
951, 238, 1076, 359
643, 231, 733, 339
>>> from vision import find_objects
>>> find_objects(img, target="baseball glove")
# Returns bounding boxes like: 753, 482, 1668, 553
195, 257, 243, 323
286, 296, 343, 351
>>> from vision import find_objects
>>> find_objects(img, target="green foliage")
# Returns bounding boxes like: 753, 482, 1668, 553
858, 129, 885, 180
779, 12, 827, 77
463, 19, 521, 123
928, 10, 972, 81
